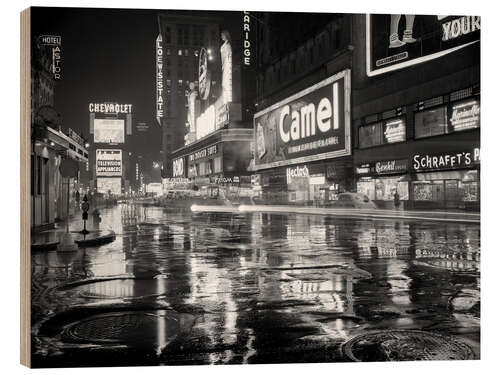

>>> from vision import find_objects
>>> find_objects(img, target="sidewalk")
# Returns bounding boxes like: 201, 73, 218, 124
31, 211, 116, 251
193, 204, 481, 224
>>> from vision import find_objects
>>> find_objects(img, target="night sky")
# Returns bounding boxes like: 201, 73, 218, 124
31, 6, 163, 165
31, 6, 251, 169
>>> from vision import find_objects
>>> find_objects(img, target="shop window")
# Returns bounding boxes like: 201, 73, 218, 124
375, 177, 408, 201
413, 181, 443, 201
207, 159, 213, 175
415, 98, 480, 139
358, 178, 408, 201
359, 117, 406, 149
214, 156, 222, 173
415, 106, 447, 138
460, 181, 478, 201
359, 123, 383, 148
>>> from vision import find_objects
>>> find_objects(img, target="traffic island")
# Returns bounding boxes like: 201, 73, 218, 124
31, 240, 60, 252
74, 230, 116, 247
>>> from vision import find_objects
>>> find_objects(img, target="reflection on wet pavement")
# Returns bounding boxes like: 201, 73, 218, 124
31, 203, 480, 367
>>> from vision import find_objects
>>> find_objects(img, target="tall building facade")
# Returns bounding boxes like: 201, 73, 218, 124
351, 14, 480, 210
157, 12, 222, 177
251, 13, 480, 210
160, 11, 256, 198
31, 38, 88, 230
252, 13, 355, 204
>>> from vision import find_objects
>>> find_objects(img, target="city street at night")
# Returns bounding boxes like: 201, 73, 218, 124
31, 203, 480, 367
23, 7, 482, 368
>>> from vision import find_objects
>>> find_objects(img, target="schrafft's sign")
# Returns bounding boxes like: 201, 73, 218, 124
156, 34, 164, 125
412, 148, 480, 172
96, 149, 122, 177
89, 103, 133, 114
254, 70, 351, 170
366, 14, 480, 76
189, 144, 218, 162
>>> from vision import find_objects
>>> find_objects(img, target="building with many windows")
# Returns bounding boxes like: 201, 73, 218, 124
251, 13, 480, 210
162, 11, 256, 198
251, 12, 355, 205
351, 14, 480, 210
31, 39, 88, 230
157, 12, 222, 177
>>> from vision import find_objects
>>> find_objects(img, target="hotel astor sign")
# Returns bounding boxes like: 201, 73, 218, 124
253, 69, 351, 170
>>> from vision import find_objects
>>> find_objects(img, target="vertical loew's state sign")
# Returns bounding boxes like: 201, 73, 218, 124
253, 69, 351, 170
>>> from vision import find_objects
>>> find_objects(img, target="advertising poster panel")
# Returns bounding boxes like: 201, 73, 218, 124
366, 14, 480, 76
253, 69, 351, 170
94, 119, 125, 143
96, 149, 122, 176
97, 177, 122, 195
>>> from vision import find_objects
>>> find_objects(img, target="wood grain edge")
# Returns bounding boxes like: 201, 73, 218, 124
20, 7, 31, 368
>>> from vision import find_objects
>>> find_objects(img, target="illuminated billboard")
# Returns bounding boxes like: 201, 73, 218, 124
96, 149, 122, 177
253, 69, 351, 170
366, 14, 480, 76
97, 177, 122, 195
94, 119, 124, 143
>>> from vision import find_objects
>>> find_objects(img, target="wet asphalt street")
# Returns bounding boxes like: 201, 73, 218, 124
31, 203, 480, 367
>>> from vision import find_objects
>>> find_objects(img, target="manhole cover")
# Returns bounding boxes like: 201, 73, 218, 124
64, 311, 182, 346
342, 330, 475, 361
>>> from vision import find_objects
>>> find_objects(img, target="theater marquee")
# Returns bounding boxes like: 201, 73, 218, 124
253, 69, 351, 170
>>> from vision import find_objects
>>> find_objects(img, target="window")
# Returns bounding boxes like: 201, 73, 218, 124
359, 117, 406, 149
214, 156, 222, 173
177, 28, 183, 45
165, 27, 171, 43
415, 106, 447, 138
359, 123, 383, 148
178, 49, 182, 56
415, 97, 480, 139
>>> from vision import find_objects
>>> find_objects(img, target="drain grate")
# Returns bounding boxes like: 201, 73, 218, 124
342, 330, 475, 362
64, 311, 181, 345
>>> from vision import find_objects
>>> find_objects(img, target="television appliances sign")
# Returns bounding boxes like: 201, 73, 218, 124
96, 149, 122, 177
253, 69, 351, 170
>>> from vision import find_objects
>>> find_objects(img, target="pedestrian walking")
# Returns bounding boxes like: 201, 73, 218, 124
394, 190, 401, 209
